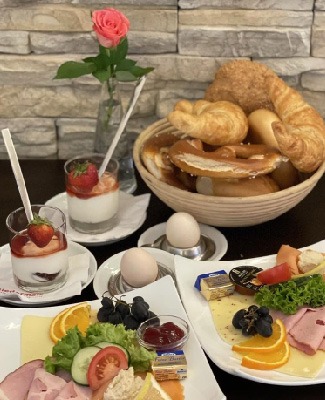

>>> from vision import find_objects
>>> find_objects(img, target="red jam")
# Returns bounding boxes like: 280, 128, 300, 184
143, 322, 185, 347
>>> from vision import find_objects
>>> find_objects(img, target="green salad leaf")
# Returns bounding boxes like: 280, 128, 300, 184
255, 274, 325, 314
45, 322, 156, 374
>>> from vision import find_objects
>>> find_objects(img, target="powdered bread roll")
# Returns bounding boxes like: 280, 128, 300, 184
196, 175, 280, 197
248, 109, 299, 189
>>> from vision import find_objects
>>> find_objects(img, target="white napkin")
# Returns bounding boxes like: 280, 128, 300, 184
48, 192, 151, 244
0, 250, 89, 303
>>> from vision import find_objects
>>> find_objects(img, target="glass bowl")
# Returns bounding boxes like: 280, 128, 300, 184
137, 314, 190, 351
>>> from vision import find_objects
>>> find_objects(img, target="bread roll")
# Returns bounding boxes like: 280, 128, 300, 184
248, 109, 299, 189
196, 175, 280, 197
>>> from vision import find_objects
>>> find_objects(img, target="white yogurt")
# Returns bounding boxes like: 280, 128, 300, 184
11, 247, 69, 283
67, 189, 119, 223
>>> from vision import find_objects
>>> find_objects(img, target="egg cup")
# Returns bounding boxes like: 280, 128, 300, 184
142, 234, 216, 261
107, 261, 176, 296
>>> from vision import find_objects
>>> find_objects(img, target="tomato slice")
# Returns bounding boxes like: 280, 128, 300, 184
87, 345, 128, 390
256, 262, 292, 285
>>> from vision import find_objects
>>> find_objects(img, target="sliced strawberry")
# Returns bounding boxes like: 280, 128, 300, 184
27, 213, 55, 248
68, 161, 99, 193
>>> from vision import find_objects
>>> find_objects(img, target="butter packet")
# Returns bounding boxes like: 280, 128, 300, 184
194, 270, 235, 301
151, 350, 187, 381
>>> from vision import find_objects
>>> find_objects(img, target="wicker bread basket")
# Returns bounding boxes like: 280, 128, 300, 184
133, 118, 325, 227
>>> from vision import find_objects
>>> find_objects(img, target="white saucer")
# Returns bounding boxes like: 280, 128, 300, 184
0, 241, 97, 307
45, 192, 150, 247
138, 222, 228, 261
93, 247, 175, 299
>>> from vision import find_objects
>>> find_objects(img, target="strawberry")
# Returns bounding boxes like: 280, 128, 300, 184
27, 213, 55, 248
68, 161, 99, 193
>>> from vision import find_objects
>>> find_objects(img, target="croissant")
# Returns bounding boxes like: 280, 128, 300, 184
267, 76, 325, 173
167, 99, 248, 146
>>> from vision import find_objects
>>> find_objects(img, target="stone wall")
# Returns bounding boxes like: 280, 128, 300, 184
1, 0, 325, 158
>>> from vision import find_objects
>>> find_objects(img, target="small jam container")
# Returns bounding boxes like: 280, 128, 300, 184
194, 270, 235, 301
228, 266, 264, 295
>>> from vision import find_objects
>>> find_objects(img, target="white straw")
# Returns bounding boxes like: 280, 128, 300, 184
2, 128, 33, 222
98, 75, 147, 177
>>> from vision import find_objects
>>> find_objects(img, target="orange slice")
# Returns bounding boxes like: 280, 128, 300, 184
232, 319, 286, 354
50, 306, 71, 344
59, 302, 91, 337
241, 341, 290, 370
50, 302, 91, 343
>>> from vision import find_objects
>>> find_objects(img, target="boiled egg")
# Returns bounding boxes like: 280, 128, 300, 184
120, 248, 158, 288
166, 212, 201, 248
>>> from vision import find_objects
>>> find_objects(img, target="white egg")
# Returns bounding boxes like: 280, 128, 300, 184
166, 212, 201, 248
120, 247, 158, 288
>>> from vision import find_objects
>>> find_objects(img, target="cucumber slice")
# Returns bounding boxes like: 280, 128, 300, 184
95, 341, 130, 364
71, 346, 100, 385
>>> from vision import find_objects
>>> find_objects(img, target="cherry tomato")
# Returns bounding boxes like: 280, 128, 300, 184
87, 346, 128, 390
257, 262, 292, 285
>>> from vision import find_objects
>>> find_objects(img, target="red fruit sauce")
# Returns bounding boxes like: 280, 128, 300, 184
143, 322, 185, 347
11, 229, 67, 257
66, 172, 119, 200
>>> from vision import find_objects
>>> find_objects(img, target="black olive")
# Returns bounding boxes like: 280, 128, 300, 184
256, 306, 270, 317
232, 309, 247, 329
123, 314, 140, 330
115, 300, 130, 319
131, 301, 149, 322
255, 318, 273, 337
97, 307, 111, 322
107, 311, 123, 325
101, 296, 115, 313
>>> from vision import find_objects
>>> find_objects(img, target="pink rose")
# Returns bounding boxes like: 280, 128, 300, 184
92, 8, 130, 48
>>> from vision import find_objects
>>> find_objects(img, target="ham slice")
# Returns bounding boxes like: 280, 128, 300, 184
270, 307, 307, 331
0, 359, 43, 400
26, 368, 66, 400
289, 307, 325, 355
55, 381, 92, 400
273, 306, 325, 355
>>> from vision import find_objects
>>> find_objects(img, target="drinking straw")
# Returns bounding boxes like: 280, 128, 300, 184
1, 128, 33, 222
98, 75, 147, 177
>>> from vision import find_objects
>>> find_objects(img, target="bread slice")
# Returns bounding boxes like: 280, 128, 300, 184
135, 373, 172, 400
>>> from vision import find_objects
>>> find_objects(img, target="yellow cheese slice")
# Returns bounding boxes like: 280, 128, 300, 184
208, 293, 325, 378
21, 315, 53, 364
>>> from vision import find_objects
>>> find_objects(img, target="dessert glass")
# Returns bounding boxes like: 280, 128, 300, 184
6, 205, 69, 293
64, 154, 120, 234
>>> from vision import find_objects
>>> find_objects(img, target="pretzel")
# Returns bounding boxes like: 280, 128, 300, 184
141, 131, 200, 190
168, 140, 286, 179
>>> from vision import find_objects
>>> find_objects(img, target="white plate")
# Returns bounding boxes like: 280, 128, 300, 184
93, 247, 175, 299
0, 275, 226, 400
45, 192, 149, 247
174, 239, 325, 386
138, 222, 228, 261
0, 241, 97, 307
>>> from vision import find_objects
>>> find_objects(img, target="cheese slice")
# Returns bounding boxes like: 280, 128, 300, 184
21, 316, 53, 364
208, 293, 325, 378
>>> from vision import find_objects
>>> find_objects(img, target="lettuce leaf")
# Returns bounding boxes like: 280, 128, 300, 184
255, 274, 325, 314
45, 322, 156, 374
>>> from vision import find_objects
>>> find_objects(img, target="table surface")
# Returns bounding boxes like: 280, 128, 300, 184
0, 159, 324, 399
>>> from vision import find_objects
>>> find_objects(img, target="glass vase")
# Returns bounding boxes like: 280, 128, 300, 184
93, 77, 137, 193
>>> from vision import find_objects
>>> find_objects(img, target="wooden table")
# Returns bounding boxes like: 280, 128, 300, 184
0, 159, 324, 399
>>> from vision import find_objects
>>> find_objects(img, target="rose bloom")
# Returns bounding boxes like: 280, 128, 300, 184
92, 8, 130, 48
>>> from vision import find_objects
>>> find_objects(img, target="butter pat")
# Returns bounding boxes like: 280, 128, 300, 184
195, 270, 235, 301
151, 350, 187, 381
